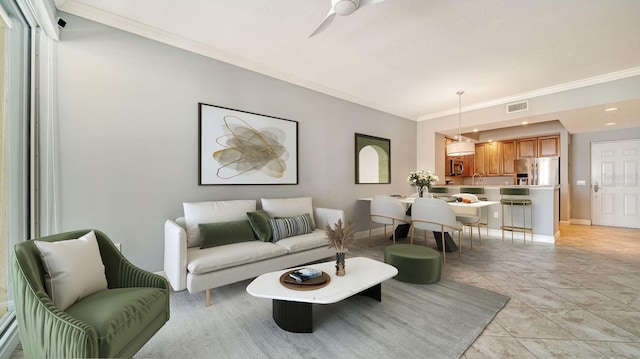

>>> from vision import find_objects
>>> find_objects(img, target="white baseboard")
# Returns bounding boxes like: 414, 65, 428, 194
485, 228, 555, 244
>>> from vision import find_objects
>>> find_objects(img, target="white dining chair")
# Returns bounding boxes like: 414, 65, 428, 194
369, 196, 410, 246
452, 193, 483, 249
409, 197, 462, 264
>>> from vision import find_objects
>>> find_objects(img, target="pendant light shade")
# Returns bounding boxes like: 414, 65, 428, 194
447, 140, 475, 156
446, 90, 475, 156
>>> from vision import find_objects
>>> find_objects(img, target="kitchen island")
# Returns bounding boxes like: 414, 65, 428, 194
438, 185, 560, 243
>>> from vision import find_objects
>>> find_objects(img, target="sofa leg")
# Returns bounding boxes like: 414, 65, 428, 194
205, 288, 211, 307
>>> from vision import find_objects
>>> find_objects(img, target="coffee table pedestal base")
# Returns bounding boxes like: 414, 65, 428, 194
273, 300, 312, 333
272, 283, 382, 333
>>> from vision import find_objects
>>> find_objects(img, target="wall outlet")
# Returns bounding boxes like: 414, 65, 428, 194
493, 211, 499, 218
577, 180, 586, 185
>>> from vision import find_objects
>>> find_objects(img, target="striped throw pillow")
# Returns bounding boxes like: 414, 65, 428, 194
269, 213, 314, 242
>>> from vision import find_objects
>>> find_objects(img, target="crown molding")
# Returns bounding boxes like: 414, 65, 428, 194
418, 67, 640, 122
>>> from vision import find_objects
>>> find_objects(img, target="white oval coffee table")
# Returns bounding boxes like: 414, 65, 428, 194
246, 257, 398, 333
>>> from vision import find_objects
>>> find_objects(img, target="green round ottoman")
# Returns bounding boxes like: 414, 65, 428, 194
384, 244, 442, 284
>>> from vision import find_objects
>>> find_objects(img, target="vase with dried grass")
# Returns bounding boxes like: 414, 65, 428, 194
326, 219, 355, 276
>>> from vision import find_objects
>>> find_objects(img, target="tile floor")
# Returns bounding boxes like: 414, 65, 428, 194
354, 224, 640, 358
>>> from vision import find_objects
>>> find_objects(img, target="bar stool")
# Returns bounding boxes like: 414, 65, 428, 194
460, 187, 488, 235
500, 187, 533, 243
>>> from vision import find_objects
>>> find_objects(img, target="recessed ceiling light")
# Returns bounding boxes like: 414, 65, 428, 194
488, 139, 493, 142
605, 122, 617, 126
473, 129, 479, 132
521, 121, 529, 125
604, 107, 618, 112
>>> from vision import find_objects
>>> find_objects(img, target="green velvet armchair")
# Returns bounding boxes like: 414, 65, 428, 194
10, 229, 170, 358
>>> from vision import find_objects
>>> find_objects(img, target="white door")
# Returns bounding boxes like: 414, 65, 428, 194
591, 139, 640, 229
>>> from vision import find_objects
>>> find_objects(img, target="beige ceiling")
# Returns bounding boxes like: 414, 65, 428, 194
55, 0, 640, 134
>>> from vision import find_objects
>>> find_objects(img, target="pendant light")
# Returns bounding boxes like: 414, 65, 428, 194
446, 90, 475, 156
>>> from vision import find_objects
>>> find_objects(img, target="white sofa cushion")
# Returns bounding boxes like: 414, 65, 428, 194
261, 197, 315, 226
273, 229, 328, 253
183, 200, 256, 248
186, 241, 287, 274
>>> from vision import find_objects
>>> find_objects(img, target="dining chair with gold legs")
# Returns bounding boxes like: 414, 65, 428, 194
409, 197, 463, 264
452, 193, 482, 249
369, 196, 411, 246
459, 186, 488, 235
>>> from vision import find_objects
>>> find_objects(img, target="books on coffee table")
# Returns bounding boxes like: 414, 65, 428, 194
289, 268, 322, 283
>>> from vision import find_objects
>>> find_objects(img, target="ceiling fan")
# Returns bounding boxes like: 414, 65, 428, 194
309, 0, 386, 37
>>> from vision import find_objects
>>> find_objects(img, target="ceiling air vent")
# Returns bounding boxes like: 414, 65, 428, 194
506, 101, 529, 114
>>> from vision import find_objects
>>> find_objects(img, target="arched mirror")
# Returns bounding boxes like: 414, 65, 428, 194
355, 133, 390, 184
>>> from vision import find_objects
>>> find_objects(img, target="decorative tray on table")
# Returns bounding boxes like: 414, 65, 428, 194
279, 269, 331, 291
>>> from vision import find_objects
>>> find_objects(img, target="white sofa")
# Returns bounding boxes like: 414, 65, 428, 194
164, 197, 344, 306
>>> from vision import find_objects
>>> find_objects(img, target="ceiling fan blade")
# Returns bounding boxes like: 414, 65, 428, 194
359, 0, 385, 8
308, 9, 337, 37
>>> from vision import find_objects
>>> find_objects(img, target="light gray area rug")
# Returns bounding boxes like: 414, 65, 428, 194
135, 277, 509, 359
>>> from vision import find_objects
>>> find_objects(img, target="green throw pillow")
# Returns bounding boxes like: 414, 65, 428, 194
269, 213, 314, 242
246, 210, 272, 242
199, 220, 256, 249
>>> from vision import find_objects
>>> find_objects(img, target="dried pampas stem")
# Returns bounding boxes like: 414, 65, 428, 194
326, 218, 355, 253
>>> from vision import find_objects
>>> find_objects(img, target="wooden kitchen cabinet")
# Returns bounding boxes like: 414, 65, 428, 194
470, 134, 559, 177
485, 141, 501, 175
517, 138, 537, 158
474, 143, 486, 175
474, 142, 501, 175
462, 154, 474, 176
538, 135, 560, 157
501, 140, 517, 174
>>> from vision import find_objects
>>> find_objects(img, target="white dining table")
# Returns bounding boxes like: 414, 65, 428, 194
359, 197, 499, 211
361, 196, 500, 251
360, 197, 499, 230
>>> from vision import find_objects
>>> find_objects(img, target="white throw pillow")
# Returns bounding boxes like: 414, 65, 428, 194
183, 200, 257, 247
34, 230, 108, 310
261, 197, 315, 226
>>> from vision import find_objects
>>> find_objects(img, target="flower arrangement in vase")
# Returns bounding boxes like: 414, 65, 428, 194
408, 169, 439, 197
325, 219, 355, 276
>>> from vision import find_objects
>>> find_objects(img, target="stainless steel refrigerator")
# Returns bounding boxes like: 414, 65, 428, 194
514, 156, 559, 185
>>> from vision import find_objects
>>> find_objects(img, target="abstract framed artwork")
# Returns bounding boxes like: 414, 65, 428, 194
199, 103, 298, 185
355, 133, 391, 184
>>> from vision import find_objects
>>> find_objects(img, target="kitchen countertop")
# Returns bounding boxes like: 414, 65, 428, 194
434, 185, 559, 189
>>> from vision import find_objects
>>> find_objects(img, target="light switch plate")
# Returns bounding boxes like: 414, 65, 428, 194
577, 180, 586, 185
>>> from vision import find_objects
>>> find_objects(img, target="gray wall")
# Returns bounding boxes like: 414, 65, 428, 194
570, 127, 640, 222
50, 14, 416, 271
